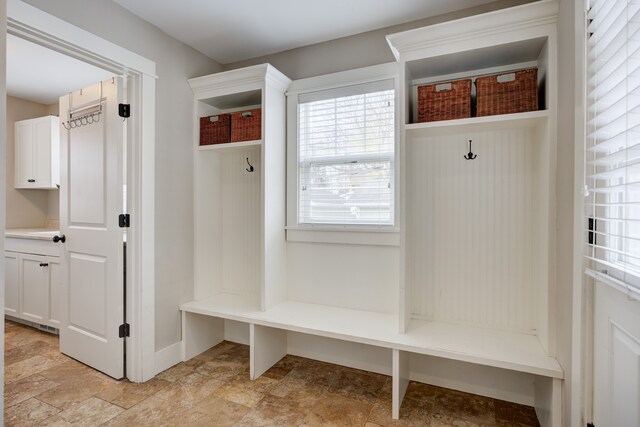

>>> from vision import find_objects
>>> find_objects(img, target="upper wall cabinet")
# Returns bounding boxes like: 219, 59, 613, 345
14, 116, 60, 190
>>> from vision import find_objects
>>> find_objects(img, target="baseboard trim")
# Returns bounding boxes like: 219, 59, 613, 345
154, 341, 183, 376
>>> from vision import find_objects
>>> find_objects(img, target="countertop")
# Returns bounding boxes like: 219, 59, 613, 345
5, 228, 60, 241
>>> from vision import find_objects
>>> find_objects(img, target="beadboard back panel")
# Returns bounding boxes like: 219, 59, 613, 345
406, 127, 543, 334
220, 146, 262, 295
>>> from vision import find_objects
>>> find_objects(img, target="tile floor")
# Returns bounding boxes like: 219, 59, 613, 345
4, 320, 540, 426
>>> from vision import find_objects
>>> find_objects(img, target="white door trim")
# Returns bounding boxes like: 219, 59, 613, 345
6, 0, 156, 382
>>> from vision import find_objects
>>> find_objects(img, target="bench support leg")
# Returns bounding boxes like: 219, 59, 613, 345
250, 324, 287, 380
392, 349, 410, 420
182, 311, 224, 361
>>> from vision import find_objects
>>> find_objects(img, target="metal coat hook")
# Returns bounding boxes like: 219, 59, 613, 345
464, 139, 477, 160
245, 157, 254, 173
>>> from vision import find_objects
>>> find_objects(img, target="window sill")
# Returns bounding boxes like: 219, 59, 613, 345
285, 226, 400, 246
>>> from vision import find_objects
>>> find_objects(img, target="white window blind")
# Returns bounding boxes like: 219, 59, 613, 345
586, 0, 640, 299
297, 79, 395, 226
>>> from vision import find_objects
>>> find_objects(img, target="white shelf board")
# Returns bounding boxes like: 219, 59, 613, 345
198, 140, 262, 152
181, 298, 563, 379
405, 110, 548, 137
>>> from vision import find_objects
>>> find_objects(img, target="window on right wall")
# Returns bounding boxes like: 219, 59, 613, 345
586, 0, 640, 299
296, 79, 395, 227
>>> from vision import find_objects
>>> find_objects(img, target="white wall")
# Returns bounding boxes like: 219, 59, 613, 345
21, 0, 223, 351
224, 0, 534, 80
5, 96, 52, 228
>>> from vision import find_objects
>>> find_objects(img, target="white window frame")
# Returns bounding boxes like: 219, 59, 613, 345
286, 63, 400, 246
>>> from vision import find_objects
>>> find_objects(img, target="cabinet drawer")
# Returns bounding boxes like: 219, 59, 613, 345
5, 237, 61, 257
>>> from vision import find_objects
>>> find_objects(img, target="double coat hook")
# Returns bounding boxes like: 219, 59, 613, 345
464, 139, 477, 160
245, 157, 254, 173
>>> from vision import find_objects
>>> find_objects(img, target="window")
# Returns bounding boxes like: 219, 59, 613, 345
586, 0, 640, 298
297, 79, 395, 226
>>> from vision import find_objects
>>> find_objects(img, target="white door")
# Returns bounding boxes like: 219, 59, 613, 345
33, 116, 53, 188
593, 283, 640, 427
20, 254, 49, 324
58, 79, 125, 379
5, 252, 19, 316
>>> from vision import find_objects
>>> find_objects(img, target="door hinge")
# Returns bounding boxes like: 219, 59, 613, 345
119, 323, 130, 338
118, 103, 130, 118
119, 214, 130, 228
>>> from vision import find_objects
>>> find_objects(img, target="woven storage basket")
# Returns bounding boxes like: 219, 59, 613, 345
199, 114, 230, 145
231, 108, 262, 142
417, 79, 472, 122
476, 68, 538, 117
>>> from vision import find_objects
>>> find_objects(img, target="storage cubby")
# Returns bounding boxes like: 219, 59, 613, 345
189, 64, 291, 311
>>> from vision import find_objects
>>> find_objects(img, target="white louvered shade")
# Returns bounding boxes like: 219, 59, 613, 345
586, 0, 640, 298
298, 80, 395, 226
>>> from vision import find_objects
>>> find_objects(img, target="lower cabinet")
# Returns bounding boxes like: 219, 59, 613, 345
5, 238, 62, 329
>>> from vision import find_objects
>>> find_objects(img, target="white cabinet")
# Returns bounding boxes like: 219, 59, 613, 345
5, 237, 63, 328
14, 116, 60, 189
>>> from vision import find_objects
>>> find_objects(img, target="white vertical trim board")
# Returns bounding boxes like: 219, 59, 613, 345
6, 0, 156, 382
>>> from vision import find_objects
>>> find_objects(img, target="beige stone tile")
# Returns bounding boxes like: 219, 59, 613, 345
101, 395, 187, 427
368, 393, 434, 426
57, 397, 124, 426
431, 390, 496, 426
195, 358, 246, 381
236, 394, 309, 426
328, 368, 387, 405
4, 325, 45, 348
5, 397, 61, 426
39, 360, 95, 384
36, 373, 118, 410
5, 355, 68, 384
288, 359, 343, 387
404, 381, 441, 403
303, 392, 374, 427
35, 415, 70, 426
494, 400, 539, 427
96, 378, 171, 409
268, 376, 328, 408
155, 372, 224, 409
193, 394, 251, 425
5, 340, 53, 366
214, 374, 278, 408
261, 354, 303, 380
5, 374, 59, 408
155, 362, 198, 383
162, 408, 225, 427
194, 341, 237, 362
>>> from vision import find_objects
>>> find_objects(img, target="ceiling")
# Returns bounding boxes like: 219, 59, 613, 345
6, 34, 114, 105
112, 0, 499, 64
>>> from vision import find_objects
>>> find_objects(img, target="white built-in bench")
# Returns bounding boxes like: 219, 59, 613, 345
181, 294, 562, 422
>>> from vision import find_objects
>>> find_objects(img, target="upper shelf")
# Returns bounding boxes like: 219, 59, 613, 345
198, 139, 262, 152
405, 110, 548, 137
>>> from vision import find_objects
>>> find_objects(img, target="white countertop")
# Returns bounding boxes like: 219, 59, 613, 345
5, 228, 60, 241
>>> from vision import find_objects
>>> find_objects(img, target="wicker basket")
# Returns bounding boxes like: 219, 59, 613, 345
199, 114, 230, 145
231, 108, 262, 142
417, 79, 472, 122
476, 68, 538, 117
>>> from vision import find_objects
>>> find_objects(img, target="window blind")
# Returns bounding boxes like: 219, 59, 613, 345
586, 0, 640, 299
297, 80, 395, 226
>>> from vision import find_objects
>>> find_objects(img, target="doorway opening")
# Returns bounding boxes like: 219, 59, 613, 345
6, 1, 156, 382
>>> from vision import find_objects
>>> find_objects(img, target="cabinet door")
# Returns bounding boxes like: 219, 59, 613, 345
14, 120, 34, 188
33, 117, 53, 188
5, 252, 20, 316
48, 257, 62, 326
20, 254, 49, 324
